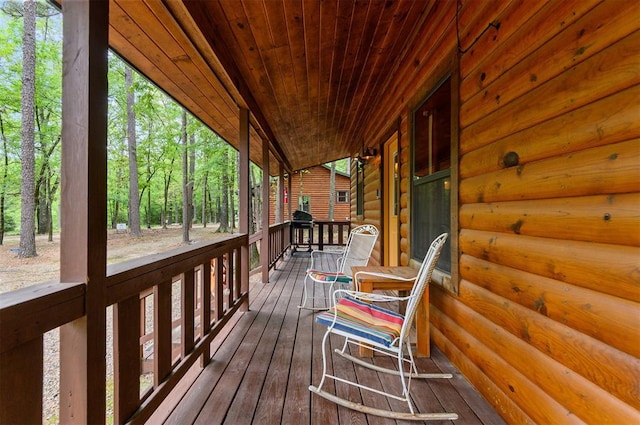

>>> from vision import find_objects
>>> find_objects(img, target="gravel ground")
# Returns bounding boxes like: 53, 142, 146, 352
1, 225, 238, 424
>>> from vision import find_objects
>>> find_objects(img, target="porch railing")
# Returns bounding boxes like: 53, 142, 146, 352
268, 221, 291, 269
0, 233, 250, 424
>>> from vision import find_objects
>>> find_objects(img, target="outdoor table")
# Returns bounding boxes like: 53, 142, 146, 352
351, 265, 430, 358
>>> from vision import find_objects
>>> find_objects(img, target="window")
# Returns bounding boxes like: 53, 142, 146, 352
337, 190, 349, 203
412, 76, 452, 273
298, 195, 310, 213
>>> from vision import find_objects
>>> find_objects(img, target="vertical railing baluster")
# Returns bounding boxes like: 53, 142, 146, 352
114, 295, 140, 424
234, 247, 242, 300
154, 281, 172, 386
201, 261, 211, 366
182, 271, 195, 357
215, 255, 224, 320
225, 251, 233, 307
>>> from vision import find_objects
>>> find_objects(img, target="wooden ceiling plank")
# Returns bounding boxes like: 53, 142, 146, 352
247, 1, 301, 146
342, 0, 417, 147
323, 0, 350, 157
318, 0, 340, 152
302, 0, 321, 159
328, 0, 365, 136
141, 0, 240, 114
183, 1, 292, 171
219, 1, 291, 160
108, 26, 238, 145
111, 1, 238, 139
336, 0, 386, 146
284, 0, 314, 151
365, 1, 453, 149
265, 1, 309, 148
116, 1, 236, 123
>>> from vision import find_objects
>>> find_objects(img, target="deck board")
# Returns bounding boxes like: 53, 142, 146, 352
156, 252, 506, 425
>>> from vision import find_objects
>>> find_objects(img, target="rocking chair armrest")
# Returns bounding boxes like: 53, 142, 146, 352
332, 289, 411, 305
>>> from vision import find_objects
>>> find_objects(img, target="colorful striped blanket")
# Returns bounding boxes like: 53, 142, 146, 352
307, 270, 353, 283
316, 296, 404, 347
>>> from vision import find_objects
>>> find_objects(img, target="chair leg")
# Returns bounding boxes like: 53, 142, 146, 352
298, 274, 310, 308
316, 327, 332, 391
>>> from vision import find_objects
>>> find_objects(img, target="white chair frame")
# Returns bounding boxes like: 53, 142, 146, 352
309, 233, 458, 421
298, 224, 378, 310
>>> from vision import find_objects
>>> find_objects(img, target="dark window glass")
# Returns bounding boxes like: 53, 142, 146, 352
412, 77, 451, 271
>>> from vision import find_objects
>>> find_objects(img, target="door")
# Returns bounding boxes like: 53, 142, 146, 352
383, 133, 399, 266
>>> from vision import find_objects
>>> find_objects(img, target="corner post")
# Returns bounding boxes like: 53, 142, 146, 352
261, 138, 270, 283
239, 108, 250, 310
59, 0, 109, 423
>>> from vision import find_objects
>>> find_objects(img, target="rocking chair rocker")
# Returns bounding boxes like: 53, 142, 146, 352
309, 233, 458, 421
299, 224, 378, 310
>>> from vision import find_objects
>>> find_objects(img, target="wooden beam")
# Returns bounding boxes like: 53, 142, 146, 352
277, 162, 284, 223
59, 1, 109, 423
239, 108, 250, 310
261, 138, 270, 283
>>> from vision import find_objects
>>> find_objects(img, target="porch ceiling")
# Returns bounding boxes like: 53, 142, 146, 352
107, 0, 432, 173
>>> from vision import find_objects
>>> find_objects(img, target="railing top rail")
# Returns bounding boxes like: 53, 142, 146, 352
105, 233, 248, 305
0, 282, 85, 353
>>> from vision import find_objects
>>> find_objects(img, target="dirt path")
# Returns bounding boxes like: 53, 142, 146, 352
1, 224, 235, 423
0, 224, 226, 293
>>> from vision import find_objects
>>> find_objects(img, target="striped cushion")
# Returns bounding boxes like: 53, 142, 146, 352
316, 296, 404, 347
307, 270, 353, 284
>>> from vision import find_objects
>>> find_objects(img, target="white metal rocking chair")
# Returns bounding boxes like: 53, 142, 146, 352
298, 224, 379, 310
309, 233, 458, 421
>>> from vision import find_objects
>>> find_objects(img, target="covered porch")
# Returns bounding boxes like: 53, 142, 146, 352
148, 253, 504, 425
1, 0, 637, 424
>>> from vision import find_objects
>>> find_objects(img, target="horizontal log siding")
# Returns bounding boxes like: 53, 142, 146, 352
269, 166, 350, 223
352, 0, 640, 423
349, 159, 382, 266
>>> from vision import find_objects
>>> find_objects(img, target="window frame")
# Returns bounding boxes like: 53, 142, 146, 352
410, 67, 459, 295
336, 190, 349, 203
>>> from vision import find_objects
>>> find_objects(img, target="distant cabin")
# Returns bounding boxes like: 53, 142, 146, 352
269, 165, 351, 224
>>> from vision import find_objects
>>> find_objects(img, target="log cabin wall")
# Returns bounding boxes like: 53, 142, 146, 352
270, 165, 351, 223
350, 158, 383, 266
352, 1, 640, 423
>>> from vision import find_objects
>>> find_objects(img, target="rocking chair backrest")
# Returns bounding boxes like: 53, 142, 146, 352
339, 225, 379, 277
400, 233, 448, 343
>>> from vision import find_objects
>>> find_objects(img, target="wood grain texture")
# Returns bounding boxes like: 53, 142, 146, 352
460, 229, 640, 302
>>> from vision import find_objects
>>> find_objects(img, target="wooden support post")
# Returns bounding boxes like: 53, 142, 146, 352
59, 1, 109, 423
277, 162, 284, 223
261, 138, 270, 283
239, 108, 250, 310
0, 338, 42, 424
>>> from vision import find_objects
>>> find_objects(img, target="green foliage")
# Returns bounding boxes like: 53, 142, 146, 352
0, 5, 252, 241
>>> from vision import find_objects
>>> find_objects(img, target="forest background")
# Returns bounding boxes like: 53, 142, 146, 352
0, 0, 348, 283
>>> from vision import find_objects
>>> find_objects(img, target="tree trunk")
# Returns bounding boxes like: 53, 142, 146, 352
0, 112, 8, 245
126, 66, 142, 237
162, 156, 175, 229
329, 161, 336, 221
230, 149, 237, 232
249, 166, 259, 268
188, 132, 195, 227
201, 173, 207, 227
217, 149, 230, 232
18, 0, 37, 258
181, 110, 189, 243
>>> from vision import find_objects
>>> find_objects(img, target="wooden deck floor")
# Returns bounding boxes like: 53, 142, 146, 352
149, 252, 505, 425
